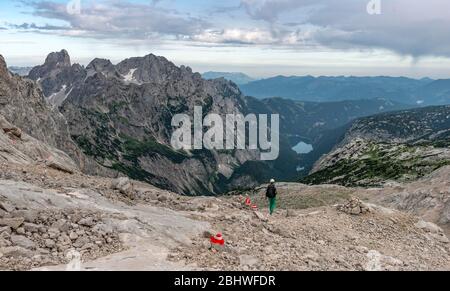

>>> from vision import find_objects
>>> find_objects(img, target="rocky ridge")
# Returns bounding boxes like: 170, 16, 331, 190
28, 50, 259, 195
303, 106, 450, 186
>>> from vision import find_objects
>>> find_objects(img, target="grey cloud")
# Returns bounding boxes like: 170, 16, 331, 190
13, 0, 450, 58
18, 0, 210, 40
237, 0, 450, 57
8, 22, 70, 31
309, 0, 450, 57
239, 0, 316, 22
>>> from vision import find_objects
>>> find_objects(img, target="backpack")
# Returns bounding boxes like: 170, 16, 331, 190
266, 185, 277, 198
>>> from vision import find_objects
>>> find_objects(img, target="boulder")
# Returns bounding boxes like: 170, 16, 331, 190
10, 235, 36, 250
2, 127, 22, 139
415, 220, 443, 234
12, 210, 39, 223
46, 159, 75, 174
78, 217, 96, 227
0, 246, 34, 258
0, 201, 15, 213
0, 217, 25, 229
0, 226, 12, 235
338, 197, 371, 216
111, 177, 134, 198
23, 223, 40, 233
44, 239, 56, 249
254, 211, 268, 222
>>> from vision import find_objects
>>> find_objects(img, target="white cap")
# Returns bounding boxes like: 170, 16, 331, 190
270, 179, 275, 183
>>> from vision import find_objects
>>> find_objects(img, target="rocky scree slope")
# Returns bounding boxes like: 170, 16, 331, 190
1, 160, 449, 271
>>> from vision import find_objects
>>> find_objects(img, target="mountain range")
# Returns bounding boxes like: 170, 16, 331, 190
19, 50, 419, 195
240, 75, 450, 105
1, 51, 449, 271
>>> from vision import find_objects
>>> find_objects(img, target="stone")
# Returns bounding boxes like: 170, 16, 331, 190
73, 236, 90, 248
0, 226, 12, 235
16, 227, 25, 235
52, 220, 70, 232
12, 210, 38, 223
23, 223, 40, 233
78, 217, 96, 227
111, 177, 134, 197
58, 234, 72, 246
253, 211, 268, 222
45, 239, 56, 249
286, 209, 297, 218
48, 228, 60, 239
429, 233, 449, 244
239, 255, 259, 267
0, 201, 15, 213
46, 160, 74, 174
0, 217, 25, 229
415, 220, 443, 234
2, 127, 22, 139
92, 223, 114, 235
69, 231, 79, 240
338, 197, 370, 216
10, 235, 36, 250
0, 246, 33, 258
81, 243, 95, 250
157, 194, 168, 202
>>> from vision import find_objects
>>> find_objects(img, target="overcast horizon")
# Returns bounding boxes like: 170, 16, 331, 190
2, 0, 450, 79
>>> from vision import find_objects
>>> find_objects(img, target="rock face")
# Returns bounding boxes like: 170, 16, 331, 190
0, 54, 113, 177
28, 50, 86, 106
359, 165, 450, 236
0, 114, 78, 172
30, 50, 259, 195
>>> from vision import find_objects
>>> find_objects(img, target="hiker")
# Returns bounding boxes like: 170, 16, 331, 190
266, 179, 277, 215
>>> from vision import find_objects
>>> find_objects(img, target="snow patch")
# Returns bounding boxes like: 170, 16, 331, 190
122, 68, 139, 84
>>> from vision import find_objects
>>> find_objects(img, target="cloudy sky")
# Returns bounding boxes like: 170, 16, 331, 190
1, 0, 450, 78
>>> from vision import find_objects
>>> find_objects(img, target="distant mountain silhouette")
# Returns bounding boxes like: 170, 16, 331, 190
202, 71, 256, 85
239, 75, 450, 105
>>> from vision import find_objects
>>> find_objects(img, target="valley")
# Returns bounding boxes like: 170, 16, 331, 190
1, 51, 449, 271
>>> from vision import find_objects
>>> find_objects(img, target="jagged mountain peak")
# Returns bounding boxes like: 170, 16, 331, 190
115, 53, 189, 84
44, 49, 71, 68
87, 58, 115, 73
87, 58, 114, 69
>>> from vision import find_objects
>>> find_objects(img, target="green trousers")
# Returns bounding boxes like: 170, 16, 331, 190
269, 197, 276, 215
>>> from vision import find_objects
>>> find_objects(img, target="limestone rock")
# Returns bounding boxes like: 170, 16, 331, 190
0, 217, 25, 230
415, 220, 443, 234
10, 235, 36, 250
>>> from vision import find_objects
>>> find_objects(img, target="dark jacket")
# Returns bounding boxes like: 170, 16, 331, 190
266, 184, 277, 199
